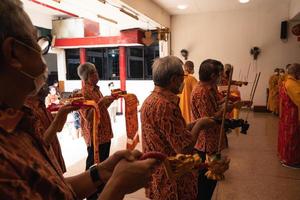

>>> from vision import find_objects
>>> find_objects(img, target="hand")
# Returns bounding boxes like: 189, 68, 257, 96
101, 96, 115, 107
196, 117, 216, 129
104, 157, 157, 197
97, 150, 141, 182
53, 105, 79, 132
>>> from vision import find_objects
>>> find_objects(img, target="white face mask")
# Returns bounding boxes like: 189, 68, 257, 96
20, 67, 48, 96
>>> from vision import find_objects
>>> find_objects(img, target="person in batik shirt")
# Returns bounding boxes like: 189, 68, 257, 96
77, 62, 115, 169
141, 56, 216, 200
0, 1, 161, 199
191, 59, 233, 200
24, 84, 68, 173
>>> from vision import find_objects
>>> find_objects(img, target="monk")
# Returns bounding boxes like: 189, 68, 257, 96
267, 68, 280, 114
141, 56, 216, 200
179, 60, 198, 123
278, 63, 300, 168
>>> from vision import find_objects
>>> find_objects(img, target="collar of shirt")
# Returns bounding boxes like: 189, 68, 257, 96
153, 86, 180, 105
0, 105, 24, 133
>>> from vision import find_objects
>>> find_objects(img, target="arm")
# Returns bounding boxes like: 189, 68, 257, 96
43, 105, 79, 144
66, 150, 136, 199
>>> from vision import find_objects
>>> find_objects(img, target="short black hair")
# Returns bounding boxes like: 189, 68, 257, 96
199, 59, 223, 82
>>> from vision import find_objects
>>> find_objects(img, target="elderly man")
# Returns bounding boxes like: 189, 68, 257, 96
141, 56, 215, 200
77, 62, 115, 170
191, 59, 233, 200
0, 1, 158, 199
278, 63, 300, 168
179, 60, 198, 123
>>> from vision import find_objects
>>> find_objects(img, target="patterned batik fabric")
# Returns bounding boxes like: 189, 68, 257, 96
141, 86, 198, 200
191, 82, 227, 154
0, 106, 76, 199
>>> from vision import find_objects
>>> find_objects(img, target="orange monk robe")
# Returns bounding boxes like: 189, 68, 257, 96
267, 74, 280, 114
179, 71, 198, 123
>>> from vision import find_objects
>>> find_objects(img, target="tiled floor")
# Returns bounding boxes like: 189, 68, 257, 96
61, 111, 300, 200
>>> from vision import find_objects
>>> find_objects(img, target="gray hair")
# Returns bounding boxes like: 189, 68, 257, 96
152, 56, 183, 87
77, 62, 97, 81
0, 0, 35, 49
287, 63, 300, 76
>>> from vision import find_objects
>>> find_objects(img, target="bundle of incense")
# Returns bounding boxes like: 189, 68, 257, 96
140, 152, 206, 179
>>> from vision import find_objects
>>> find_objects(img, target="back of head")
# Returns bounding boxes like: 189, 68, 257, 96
0, 0, 35, 60
77, 62, 96, 81
287, 63, 300, 77
199, 59, 223, 82
152, 56, 183, 87
184, 60, 194, 73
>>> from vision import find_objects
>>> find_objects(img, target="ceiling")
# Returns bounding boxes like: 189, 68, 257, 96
152, 0, 291, 15
22, 0, 161, 31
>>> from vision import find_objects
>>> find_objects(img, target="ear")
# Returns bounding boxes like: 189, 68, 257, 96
2, 37, 22, 70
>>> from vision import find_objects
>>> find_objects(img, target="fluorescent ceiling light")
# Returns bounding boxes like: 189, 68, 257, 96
239, 0, 250, 3
177, 5, 188, 10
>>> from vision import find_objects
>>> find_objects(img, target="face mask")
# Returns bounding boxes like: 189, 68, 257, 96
19, 67, 48, 96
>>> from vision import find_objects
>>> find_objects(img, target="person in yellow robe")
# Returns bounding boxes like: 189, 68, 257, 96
179, 61, 198, 123
267, 68, 280, 114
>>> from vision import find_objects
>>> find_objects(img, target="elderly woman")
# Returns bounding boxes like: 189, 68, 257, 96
77, 62, 115, 170
0, 1, 158, 199
278, 63, 300, 168
141, 56, 215, 200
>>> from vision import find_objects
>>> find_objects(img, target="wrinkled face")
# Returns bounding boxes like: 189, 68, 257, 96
0, 15, 48, 107
88, 70, 99, 86
170, 71, 185, 94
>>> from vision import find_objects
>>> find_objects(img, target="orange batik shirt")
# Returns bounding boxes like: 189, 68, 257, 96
80, 83, 113, 146
0, 105, 76, 199
141, 86, 197, 200
191, 82, 227, 154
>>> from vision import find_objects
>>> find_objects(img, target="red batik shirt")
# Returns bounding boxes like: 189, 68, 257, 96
0, 105, 76, 199
80, 83, 113, 146
141, 86, 197, 200
191, 82, 226, 154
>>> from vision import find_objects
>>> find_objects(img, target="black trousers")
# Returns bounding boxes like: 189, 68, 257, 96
85, 141, 111, 170
196, 150, 217, 200
86, 141, 111, 200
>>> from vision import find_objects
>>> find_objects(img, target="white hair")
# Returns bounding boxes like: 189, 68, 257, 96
0, 0, 35, 48
152, 56, 183, 87
77, 62, 97, 81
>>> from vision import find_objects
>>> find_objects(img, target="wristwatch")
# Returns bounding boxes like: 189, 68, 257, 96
89, 164, 103, 185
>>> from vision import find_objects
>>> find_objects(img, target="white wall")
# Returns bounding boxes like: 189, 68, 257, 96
290, 0, 300, 19
171, 2, 300, 106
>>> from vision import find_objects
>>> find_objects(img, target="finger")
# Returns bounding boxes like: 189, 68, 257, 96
114, 150, 135, 161
139, 158, 159, 169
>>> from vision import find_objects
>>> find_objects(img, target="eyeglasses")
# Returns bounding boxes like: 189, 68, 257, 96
37, 36, 51, 55
15, 36, 52, 55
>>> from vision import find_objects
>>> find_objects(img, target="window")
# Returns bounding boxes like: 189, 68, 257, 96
86, 48, 119, 80
127, 44, 159, 80
66, 48, 120, 80
127, 47, 144, 80
65, 49, 80, 80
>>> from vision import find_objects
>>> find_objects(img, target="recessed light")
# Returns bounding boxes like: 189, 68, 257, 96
177, 5, 188, 10
239, 0, 250, 3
